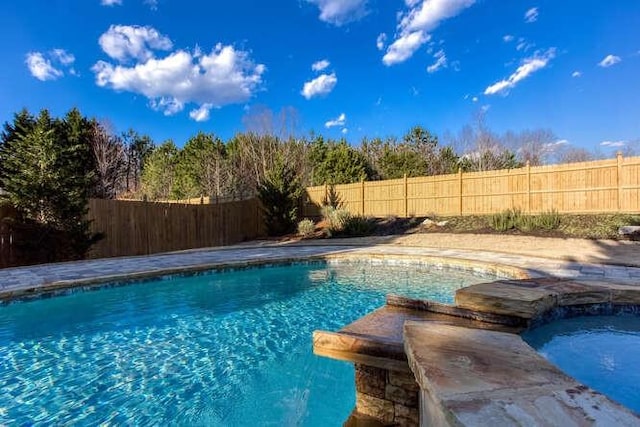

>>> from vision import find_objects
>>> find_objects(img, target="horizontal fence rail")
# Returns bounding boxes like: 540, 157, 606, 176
302, 153, 640, 217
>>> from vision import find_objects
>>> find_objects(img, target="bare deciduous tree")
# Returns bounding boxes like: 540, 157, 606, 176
90, 122, 126, 199
446, 111, 520, 171
503, 128, 558, 166
556, 146, 595, 163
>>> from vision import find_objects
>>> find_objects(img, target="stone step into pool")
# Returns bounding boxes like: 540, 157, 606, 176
314, 277, 640, 426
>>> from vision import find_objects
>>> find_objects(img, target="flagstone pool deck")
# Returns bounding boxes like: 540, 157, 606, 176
1, 235, 640, 297
1, 234, 640, 426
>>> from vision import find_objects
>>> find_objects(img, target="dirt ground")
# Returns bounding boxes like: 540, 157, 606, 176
298, 233, 640, 267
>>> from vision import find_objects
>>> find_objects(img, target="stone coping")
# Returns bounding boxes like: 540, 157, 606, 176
3, 242, 640, 301
0, 251, 528, 303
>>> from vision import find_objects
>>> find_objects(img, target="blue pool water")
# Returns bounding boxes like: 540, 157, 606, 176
0, 261, 493, 426
523, 315, 640, 414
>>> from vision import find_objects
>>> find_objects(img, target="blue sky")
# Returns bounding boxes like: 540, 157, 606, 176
2, 0, 639, 153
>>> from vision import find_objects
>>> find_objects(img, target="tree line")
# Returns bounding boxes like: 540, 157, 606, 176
1, 106, 622, 204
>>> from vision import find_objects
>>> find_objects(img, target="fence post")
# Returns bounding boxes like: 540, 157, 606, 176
361, 180, 365, 216
617, 151, 623, 212
458, 168, 463, 216
526, 161, 531, 214
403, 174, 408, 218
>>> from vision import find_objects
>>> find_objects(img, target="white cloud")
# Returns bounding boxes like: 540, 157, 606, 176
598, 54, 621, 68
306, 0, 368, 26
189, 104, 213, 122
399, 0, 475, 33
484, 48, 555, 95
341, 128, 348, 134
472, 96, 478, 102
427, 49, 447, 73
312, 59, 330, 72
601, 140, 626, 148
99, 25, 173, 62
376, 33, 387, 51
524, 7, 538, 23
93, 42, 265, 119
503, 34, 514, 43
101, 0, 122, 5
516, 37, 535, 52
383, 0, 475, 66
383, 31, 429, 66
51, 48, 75, 65
144, 0, 158, 10
25, 49, 76, 81
571, 71, 581, 78
26, 52, 63, 81
555, 139, 569, 145
301, 72, 337, 99
325, 113, 346, 128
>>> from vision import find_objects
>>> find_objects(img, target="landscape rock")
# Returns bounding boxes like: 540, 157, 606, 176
618, 226, 640, 237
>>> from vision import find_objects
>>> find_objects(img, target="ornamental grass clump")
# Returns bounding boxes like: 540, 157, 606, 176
341, 215, 375, 237
297, 218, 316, 238
321, 205, 351, 235
489, 208, 521, 231
536, 209, 561, 230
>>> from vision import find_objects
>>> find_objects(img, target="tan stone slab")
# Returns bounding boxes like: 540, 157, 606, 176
403, 322, 640, 426
537, 281, 612, 306
403, 322, 568, 398
312, 330, 410, 372
455, 281, 558, 318
341, 305, 522, 344
446, 385, 640, 427
574, 281, 640, 304
611, 288, 640, 304
386, 294, 527, 329
314, 304, 523, 372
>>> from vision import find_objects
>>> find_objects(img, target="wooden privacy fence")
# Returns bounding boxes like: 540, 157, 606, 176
302, 153, 640, 217
88, 198, 265, 258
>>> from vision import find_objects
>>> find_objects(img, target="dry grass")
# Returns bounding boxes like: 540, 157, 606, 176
365, 214, 640, 240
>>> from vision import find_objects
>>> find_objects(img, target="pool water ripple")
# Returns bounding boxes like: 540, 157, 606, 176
0, 261, 494, 425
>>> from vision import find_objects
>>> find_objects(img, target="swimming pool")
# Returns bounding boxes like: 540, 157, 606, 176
0, 260, 495, 426
523, 315, 640, 414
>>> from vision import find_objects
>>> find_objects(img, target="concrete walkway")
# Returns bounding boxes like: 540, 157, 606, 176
1, 237, 639, 299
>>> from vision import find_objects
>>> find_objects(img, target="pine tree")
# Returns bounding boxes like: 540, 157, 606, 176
0, 109, 101, 260
257, 159, 302, 236
0, 109, 36, 182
